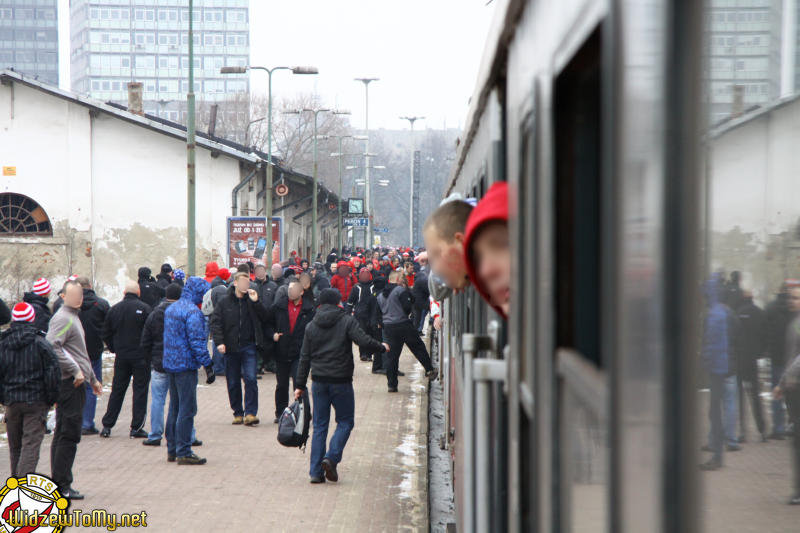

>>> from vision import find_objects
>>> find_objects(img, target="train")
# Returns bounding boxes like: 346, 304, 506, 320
433, 0, 705, 531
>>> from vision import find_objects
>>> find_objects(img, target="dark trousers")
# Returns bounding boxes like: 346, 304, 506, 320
382, 321, 434, 389
708, 373, 725, 463
165, 369, 198, 458
413, 305, 428, 332
101, 357, 150, 431
372, 327, 384, 373
225, 344, 259, 417
357, 321, 378, 361
51, 378, 86, 490
275, 357, 299, 417
6, 401, 48, 477
738, 358, 766, 438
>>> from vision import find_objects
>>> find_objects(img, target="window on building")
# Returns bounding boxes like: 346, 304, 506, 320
204, 79, 226, 93
181, 80, 202, 92
134, 9, 154, 21
0, 194, 52, 236
15, 51, 34, 63
158, 80, 179, 92
227, 56, 247, 67
227, 10, 247, 23
0, 8, 12, 20
181, 9, 201, 22
203, 56, 224, 70
15, 8, 34, 20
204, 33, 224, 46
227, 80, 247, 93
135, 55, 155, 69
181, 34, 200, 46
227, 34, 247, 46
204, 10, 223, 22
181, 56, 201, 69
158, 33, 179, 46
158, 9, 178, 22
135, 33, 155, 46
159, 56, 179, 69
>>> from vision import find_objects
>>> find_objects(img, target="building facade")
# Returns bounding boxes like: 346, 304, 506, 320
0, 0, 59, 85
69, 0, 249, 122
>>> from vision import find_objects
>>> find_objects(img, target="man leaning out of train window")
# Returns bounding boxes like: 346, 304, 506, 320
463, 181, 510, 319
423, 198, 474, 293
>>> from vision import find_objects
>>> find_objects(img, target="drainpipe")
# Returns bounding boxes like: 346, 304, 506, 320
232, 165, 262, 216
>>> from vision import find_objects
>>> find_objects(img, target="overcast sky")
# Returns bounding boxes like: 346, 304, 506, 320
58, 0, 496, 131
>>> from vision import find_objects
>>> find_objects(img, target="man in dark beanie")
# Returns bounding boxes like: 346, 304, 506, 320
138, 267, 165, 308
156, 264, 173, 289
294, 288, 389, 484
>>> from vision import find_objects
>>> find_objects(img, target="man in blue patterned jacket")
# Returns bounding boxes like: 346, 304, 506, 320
162, 276, 215, 465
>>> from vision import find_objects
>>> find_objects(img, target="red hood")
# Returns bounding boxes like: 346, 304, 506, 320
463, 181, 509, 318
204, 261, 219, 283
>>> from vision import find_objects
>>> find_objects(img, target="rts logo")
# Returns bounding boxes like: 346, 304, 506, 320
0, 474, 68, 533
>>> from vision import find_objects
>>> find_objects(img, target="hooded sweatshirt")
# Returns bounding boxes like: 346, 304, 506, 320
138, 266, 165, 308
204, 261, 220, 284
701, 276, 739, 376
463, 180, 509, 319
295, 303, 386, 390
163, 277, 212, 373
377, 283, 413, 326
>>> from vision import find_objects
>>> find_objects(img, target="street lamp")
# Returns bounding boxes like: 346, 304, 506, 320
325, 135, 367, 252
400, 116, 424, 247
221, 64, 318, 266
355, 77, 379, 248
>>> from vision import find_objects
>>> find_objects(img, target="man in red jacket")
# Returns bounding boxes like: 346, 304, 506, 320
330, 261, 357, 303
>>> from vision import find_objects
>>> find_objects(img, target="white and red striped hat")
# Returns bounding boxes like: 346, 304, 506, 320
12, 302, 35, 323
67, 274, 79, 282
32, 277, 51, 296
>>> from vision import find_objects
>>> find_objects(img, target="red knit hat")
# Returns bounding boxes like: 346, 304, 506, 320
12, 302, 35, 322
32, 277, 51, 296
218, 268, 231, 281
463, 181, 509, 318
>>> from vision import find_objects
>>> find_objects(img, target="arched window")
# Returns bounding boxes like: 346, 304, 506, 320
0, 193, 53, 236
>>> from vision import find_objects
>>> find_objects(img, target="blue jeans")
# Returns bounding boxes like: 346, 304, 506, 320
225, 344, 258, 417
310, 381, 355, 478
212, 343, 226, 376
707, 375, 738, 447
165, 369, 198, 458
772, 362, 786, 434
82, 358, 103, 430
149, 370, 195, 442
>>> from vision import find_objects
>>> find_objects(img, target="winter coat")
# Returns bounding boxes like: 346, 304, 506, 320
377, 284, 413, 326
330, 273, 357, 303
346, 282, 380, 329
701, 278, 739, 376
253, 278, 278, 310
155, 273, 173, 290
765, 292, 795, 367
735, 298, 765, 368
22, 292, 51, 333
411, 270, 430, 310
138, 268, 165, 308
0, 322, 61, 406
140, 301, 172, 373
78, 289, 110, 361
101, 293, 151, 360
311, 274, 331, 300
296, 304, 386, 390
265, 295, 315, 362
162, 277, 212, 373
209, 285, 270, 353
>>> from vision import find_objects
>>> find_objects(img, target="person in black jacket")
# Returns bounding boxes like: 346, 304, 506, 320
0, 298, 10, 326
155, 264, 173, 290
209, 271, 271, 426
377, 271, 436, 392
764, 281, 799, 439
0, 302, 61, 477
99, 281, 152, 438
74, 277, 111, 436
266, 280, 315, 422
735, 290, 767, 442
138, 266, 165, 308
22, 277, 53, 333
294, 288, 389, 483
346, 269, 381, 363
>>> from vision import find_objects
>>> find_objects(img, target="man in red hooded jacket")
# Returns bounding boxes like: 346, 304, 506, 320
463, 181, 510, 319
330, 261, 357, 303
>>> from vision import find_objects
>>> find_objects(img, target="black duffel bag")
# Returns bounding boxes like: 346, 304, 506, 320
277, 391, 311, 451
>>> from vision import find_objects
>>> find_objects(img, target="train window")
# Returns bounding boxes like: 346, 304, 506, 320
554, 27, 603, 369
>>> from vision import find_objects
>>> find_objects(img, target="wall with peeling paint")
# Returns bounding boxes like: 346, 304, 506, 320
0, 79, 250, 302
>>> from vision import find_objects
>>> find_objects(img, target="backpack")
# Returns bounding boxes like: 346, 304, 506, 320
201, 289, 214, 316
277, 391, 311, 450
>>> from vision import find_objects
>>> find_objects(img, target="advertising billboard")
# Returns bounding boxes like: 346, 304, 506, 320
227, 216, 282, 269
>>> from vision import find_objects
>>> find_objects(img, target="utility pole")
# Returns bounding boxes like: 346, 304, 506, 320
400, 116, 424, 246
186, 0, 196, 275
355, 78, 378, 249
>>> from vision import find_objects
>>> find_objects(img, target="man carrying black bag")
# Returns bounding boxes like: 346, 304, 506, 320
294, 288, 389, 484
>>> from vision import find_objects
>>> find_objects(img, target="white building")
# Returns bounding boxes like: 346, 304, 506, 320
0, 69, 338, 301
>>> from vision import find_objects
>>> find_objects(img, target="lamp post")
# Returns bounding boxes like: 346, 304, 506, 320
221, 64, 318, 266
355, 77, 379, 248
244, 116, 265, 147
400, 116, 424, 247
326, 135, 367, 252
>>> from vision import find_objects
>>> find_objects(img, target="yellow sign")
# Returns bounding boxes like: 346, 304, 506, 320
2, 167, 15, 176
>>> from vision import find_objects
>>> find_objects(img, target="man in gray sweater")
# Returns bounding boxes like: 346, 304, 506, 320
46, 280, 103, 500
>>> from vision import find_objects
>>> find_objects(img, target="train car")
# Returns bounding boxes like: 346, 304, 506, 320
434, 0, 704, 531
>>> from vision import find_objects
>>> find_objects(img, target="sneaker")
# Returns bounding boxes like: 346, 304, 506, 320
273, 417, 280, 424
256, 374, 262, 380
130, 429, 148, 439
99, 427, 111, 438
177, 453, 207, 465
62, 488, 84, 500
192, 439, 203, 447
244, 415, 260, 426
232, 416, 244, 425
167, 454, 176, 463
142, 438, 161, 446
372, 369, 386, 375
388, 387, 398, 393
310, 476, 326, 484
321, 458, 338, 482
397, 370, 405, 377
699, 459, 721, 471
81, 427, 99, 436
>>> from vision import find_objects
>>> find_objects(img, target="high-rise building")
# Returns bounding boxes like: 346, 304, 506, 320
69, 0, 249, 122
0, 1, 59, 85
707, 0, 783, 124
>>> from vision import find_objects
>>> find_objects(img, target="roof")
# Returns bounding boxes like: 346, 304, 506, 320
709, 91, 800, 139
0, 68, 339, 203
